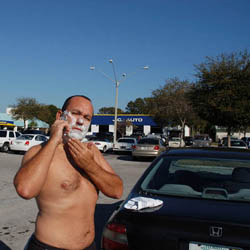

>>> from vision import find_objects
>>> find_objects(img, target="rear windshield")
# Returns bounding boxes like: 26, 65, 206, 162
141, 156, 250, 202
18, 135, 35, 140
138, 138, 159, 145
170, 138, 180, 141
118, 139, 135, 143
90, 138, 110, 142
0, 131, 7, 137
231, 141, 246, 147
194, 136, 208, 140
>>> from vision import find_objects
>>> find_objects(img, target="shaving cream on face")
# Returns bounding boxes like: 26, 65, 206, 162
62, 111, 90, 141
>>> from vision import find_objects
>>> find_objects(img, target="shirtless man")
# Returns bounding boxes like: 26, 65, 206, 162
14, 95, 123, 250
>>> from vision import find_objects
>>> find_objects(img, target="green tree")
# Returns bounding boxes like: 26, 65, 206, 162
98, 107, 124, 114
125, 98, 151, 114
37, 104, 59, 127
151, 78, 194, 139
10, 97, 40, 128
189, 50, 250, 144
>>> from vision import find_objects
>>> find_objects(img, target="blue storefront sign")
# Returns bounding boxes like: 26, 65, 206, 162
91, 115, 157, 126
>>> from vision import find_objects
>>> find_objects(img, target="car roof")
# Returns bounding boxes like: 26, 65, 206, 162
162, 147, 250, 160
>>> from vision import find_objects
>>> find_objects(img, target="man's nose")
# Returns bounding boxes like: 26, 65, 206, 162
77, 117, 84, 125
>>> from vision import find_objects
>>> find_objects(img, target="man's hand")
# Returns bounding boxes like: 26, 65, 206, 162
67, 139, 95, 172
67, 138, 123, 199
50, 120, 70, 145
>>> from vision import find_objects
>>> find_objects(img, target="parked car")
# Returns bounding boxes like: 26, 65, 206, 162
113, 137, 137, 153
132, 137, 166, 160
146, 133, 162, 139
218, 137, 238, 147
241, 137, 250, 148
94, 132, 113, 142
222, 139, 248, 149
89, 137, 113, 153
168, 137, 185, 147
10, 134, 48, 152
192, 134, 212, 147
22, 129, 46, 135
0, 130, 22, 152
101, 148, 250, 250
183, 136, 193, 146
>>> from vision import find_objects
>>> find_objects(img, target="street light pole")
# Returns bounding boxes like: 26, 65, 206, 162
90, 60, 149, 145
109, 59, 120, 144
114, 80, 119, 144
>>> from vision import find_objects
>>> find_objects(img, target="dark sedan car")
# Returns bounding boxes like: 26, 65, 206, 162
101, 148, 250, 250
184, 136, 193, 146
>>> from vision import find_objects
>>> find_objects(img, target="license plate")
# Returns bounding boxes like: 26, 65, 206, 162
189, 242, 242, 250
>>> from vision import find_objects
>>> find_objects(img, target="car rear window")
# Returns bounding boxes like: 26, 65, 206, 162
15, 132, 22, 137
91, 138, 110, 142
141, 156, 250, 202
170, 138, 180, 141
138, 138, 158, 145
18, 135, 35, 140
0, 131, 7, 137
231, 141, 246, 146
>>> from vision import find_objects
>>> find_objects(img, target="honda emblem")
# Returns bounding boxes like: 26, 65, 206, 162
209, 226, 222, 237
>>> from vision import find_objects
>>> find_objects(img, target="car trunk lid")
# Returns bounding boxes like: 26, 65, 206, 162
120, 196, 250, 250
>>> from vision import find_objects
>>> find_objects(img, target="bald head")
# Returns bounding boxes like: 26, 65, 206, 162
62, 95, 92, 112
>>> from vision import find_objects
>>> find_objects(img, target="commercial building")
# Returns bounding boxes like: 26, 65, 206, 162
90, 114, 160, 136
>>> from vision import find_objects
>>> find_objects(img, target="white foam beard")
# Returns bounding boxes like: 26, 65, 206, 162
63, 111, 90, 141
68, 125, 89, 141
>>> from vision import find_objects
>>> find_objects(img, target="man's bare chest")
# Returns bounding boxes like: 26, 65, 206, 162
41, 149, 96, 196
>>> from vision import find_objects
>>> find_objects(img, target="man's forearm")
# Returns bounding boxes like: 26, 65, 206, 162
14, 139, 58, 199
86, 162, 123, 199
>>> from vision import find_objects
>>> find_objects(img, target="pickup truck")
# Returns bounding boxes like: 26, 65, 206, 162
0, 130, 22, 152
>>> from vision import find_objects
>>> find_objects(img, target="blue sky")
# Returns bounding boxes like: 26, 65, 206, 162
1, 0, 250, 113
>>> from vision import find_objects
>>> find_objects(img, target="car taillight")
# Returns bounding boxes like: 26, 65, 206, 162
25, 141, 29, 145
154, 145, 160, 150
95, 142, 101, 145
132, 145, 136, 149
102, 222, 128, 250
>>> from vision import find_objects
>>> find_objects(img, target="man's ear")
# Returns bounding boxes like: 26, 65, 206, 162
56, 110, 63, 120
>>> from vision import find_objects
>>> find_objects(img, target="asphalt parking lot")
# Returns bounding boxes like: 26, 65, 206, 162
0, 151, 151, 250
